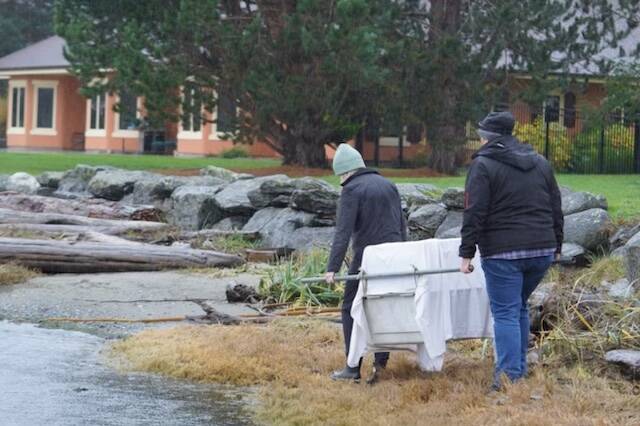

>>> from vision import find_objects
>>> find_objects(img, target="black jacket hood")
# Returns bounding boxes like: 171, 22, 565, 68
472, 135, 539, 171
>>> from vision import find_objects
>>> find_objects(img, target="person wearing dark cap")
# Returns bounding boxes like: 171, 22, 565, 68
459, 111, 563, 390
325, 143, 407, 381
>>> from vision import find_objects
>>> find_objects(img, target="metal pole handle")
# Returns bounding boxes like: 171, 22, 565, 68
299, 256, 572, 284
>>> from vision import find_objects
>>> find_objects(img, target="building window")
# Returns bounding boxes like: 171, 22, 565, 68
181, 86, 202, 133
543, 96, 560, 123
564, 91, 576, 128
216, 92, 236, 134
10, 85, 25, 129
36, 87, 55, 128
118, 90, 138, 130
31, 81, 58, 134
89, 93, 106, 130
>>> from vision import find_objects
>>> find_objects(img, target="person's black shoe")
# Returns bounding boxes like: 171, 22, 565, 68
330, 366, 361, 382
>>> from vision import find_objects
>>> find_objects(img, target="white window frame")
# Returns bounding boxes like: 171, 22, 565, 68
85, 92, 107, 137
31, 80, 58, 136
178, 86, 203, 140
7, 80, 26, 135
380, 126, 410, 147
112, 94, 142, 138
542, 90, 564, 127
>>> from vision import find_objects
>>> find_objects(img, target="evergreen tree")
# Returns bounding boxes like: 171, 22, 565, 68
56, 0, 403, 167
55, 0, 640, 171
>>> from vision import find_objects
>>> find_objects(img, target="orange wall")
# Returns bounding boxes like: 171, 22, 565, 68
6, 74, 86, 150
175, 112, 282, 158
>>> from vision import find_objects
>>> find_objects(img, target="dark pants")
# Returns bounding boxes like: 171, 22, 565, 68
481, 255, 553, 385
341, 251, 389, 368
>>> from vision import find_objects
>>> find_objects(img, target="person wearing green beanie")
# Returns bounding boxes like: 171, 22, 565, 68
325, 143, 407, 381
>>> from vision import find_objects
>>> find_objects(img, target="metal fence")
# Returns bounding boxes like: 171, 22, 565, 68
498, 104, 640, 174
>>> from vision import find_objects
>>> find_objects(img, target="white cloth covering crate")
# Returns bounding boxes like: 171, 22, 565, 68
347, 238, 493, 371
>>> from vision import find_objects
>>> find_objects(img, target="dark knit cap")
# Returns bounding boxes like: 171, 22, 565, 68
477, 111, 515, 135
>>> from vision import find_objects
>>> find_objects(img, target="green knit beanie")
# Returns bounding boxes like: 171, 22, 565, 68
332, 144, 365, 176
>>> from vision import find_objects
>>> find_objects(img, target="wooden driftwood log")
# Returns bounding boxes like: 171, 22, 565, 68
0, 192, 162, 221
0, 208, 169, 232
0, 237, 244, 273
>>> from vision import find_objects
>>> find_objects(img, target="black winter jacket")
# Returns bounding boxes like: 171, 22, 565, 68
459, 136, 563, 259
327, 169, 406, 272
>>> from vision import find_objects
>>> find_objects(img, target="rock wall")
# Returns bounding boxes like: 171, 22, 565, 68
0, 166, 617, 258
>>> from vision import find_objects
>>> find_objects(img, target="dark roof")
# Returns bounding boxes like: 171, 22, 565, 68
0, 36, 69, 71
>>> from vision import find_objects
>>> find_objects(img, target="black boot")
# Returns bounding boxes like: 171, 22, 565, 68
330, 365, 361, 382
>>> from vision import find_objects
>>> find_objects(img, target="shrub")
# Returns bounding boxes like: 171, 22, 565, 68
258, 250, 343, 307
573, 123, 635, 173
514, 117, 572, 171
220, 146, 249, 159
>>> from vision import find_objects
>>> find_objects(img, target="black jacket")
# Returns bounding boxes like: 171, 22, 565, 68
459, 136, 563, 259
327, 169, 406, 272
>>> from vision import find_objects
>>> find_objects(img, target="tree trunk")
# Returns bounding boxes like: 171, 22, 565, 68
281, 134, 327, 168
426, 0, 467, 174
427, 120, 466, 174
0, 237, 244, 273
0, 192, 162, 221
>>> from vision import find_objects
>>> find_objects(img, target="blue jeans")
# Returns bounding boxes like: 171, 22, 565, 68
481, 255, 553, 385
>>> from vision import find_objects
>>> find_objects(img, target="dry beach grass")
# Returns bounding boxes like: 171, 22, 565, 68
0, 262, 40, 285
111, 319, 640, 426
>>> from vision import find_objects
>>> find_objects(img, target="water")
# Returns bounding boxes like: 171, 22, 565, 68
0, 321, 255, 426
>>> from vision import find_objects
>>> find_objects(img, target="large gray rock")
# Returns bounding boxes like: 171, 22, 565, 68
36, 171, 64, 189
605, 278, 634, 299
610, 223, 640, 251
247, 176, 296, 208
290, 181, 340, 216
166, 186, 225, 231
7, 172, 40, 194
200, 165, 253, 182
125, 175, 226, 207
285, 226, 336, 251
528, 281, 557, 332
435, 211, 463, 239
605, 349, 640, 372
0, 175, 9, 191
559, 186, 574, 196
408, 204, 448, 240
88, 170, 154, 201
624, 231, 640, 284
563, 208, 612, 251
215, 175, 288, 216
243, 207, 314, 249
208, 216, 249, 232
441, 187, 465, 210
56, 164, 114, 195
396, 183, 439, 210
562, 191, 608, 215
292, 177, 336, 192
561, 243, 586, 265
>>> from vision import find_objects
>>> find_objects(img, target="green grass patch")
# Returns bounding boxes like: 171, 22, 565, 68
0, 151, 279, 175
324, 173, 639, 220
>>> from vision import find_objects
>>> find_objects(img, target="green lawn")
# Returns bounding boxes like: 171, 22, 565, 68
324, 173, 640, 221
0, 151, 637, 220
0, 151, 279, 175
